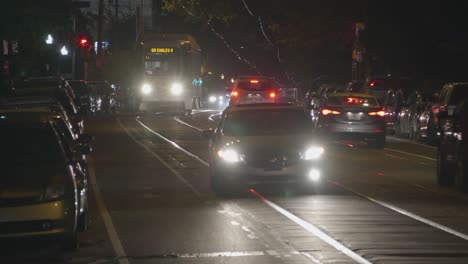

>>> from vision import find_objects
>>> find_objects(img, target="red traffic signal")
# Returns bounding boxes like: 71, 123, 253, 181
79, 37, 89, 47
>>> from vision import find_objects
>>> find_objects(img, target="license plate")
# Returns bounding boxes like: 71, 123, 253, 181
348, 113, 361, 120
264, 163, 282, 171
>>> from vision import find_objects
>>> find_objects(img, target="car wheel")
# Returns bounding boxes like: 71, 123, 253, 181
437, 150, 455, 186
455, 159, 468, 192
77, 206, 89, 232
61, 231, 79, 251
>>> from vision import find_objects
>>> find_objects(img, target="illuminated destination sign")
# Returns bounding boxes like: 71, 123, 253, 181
150, 48, 174, 53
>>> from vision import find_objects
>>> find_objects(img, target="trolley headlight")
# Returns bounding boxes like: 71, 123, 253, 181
141, 84, 152, 95
170, 82, 183, 96
217, 148, 243, 163
209, 95, 217, 103
301, 146, 324, 160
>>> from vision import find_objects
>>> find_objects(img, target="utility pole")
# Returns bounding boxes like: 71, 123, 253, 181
152, 0, 161, 33
96, 0, 104, 73
114, 0, 119, 49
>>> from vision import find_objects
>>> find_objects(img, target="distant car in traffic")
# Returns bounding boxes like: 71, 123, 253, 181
228, 76, 281, 105
0, 109, 91, 250
428, 83, 468, 142
316, 93, 386, 148
203, 103, 324, 194
397, 90, 436, 140
68, 80, 92, 115
6, 78, 83, 133
87, 81, 117, 114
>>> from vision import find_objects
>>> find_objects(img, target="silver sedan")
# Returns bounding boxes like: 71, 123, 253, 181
316, 93, 386, 148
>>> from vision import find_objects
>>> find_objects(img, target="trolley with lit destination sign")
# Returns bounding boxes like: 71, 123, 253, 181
137, 34, 203, 113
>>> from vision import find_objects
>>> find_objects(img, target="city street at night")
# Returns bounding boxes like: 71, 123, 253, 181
4, 111, 468, 264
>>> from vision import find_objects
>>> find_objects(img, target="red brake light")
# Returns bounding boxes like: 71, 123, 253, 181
368, 110, 385, 117
269, 91, 277, 98
250, 79, 259, 84
346, 97, 363, 104
321, 108, 341, 116
231, 90, 239, 97
370, 82, 375, 87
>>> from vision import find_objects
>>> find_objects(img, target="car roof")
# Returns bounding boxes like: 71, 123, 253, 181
329, 92, 375, 98
225, 103, 306, 112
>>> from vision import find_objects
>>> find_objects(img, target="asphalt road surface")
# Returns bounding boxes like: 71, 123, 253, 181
3, 110, 468, 264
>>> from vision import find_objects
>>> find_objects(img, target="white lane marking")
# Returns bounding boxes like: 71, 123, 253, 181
327, 180, 468, 242
249, 189, 373, 264
208, 113, 222, 122
88, 157, 130, 264
387, 136, 437, 149
301, 252, 324, 264
384, 147, 436, 161
174, 116, 204, 132
136, 117, 210, 167
117, 118, 202, 197
179, 251, 265, 258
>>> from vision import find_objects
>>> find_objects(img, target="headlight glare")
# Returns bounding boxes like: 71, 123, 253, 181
302, 146, 324, 160
209, 95, 217, 102
142, 84, 152, 95
217, 148, 242, 163
170, 83, 183, 95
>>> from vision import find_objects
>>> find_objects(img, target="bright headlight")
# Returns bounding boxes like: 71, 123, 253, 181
170, 82, 183, 95
209, 95, 217, 102
302, 146, 324, 160
142, 84, 152, 95
217, 148, 242, 163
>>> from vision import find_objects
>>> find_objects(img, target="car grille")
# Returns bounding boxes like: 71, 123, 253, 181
244, 151, 300, 169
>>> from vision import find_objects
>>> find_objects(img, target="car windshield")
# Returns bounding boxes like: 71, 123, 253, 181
327, 96, 379, 107
449, 86, 468, 105
223, 109, 312, 136
0, 126, 63, 166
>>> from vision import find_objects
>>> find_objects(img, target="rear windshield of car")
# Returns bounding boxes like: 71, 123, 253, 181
0, 126, 63, 165
327, 96, 379, 107
449, 85, 468, 105
236, 80, 274, 90
223, 109, 312, 136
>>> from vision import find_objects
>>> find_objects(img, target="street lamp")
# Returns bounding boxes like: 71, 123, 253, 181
60, 46, 69, 56
45, 34, 54, 45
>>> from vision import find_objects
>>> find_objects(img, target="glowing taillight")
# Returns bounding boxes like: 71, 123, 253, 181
321, 109, 341, 116
250, 79, 259, 84
370, 82, 375, 87
231, 90, 239, 97
269, 91, 277, 98
368, 110, 385, 117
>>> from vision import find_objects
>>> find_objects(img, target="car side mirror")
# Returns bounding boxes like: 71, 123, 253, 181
202, 129, 215, 139
78, 133, 94, 144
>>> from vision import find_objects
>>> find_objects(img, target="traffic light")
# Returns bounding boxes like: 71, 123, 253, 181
75, 34, 91, 49
79, 37, 89, 47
